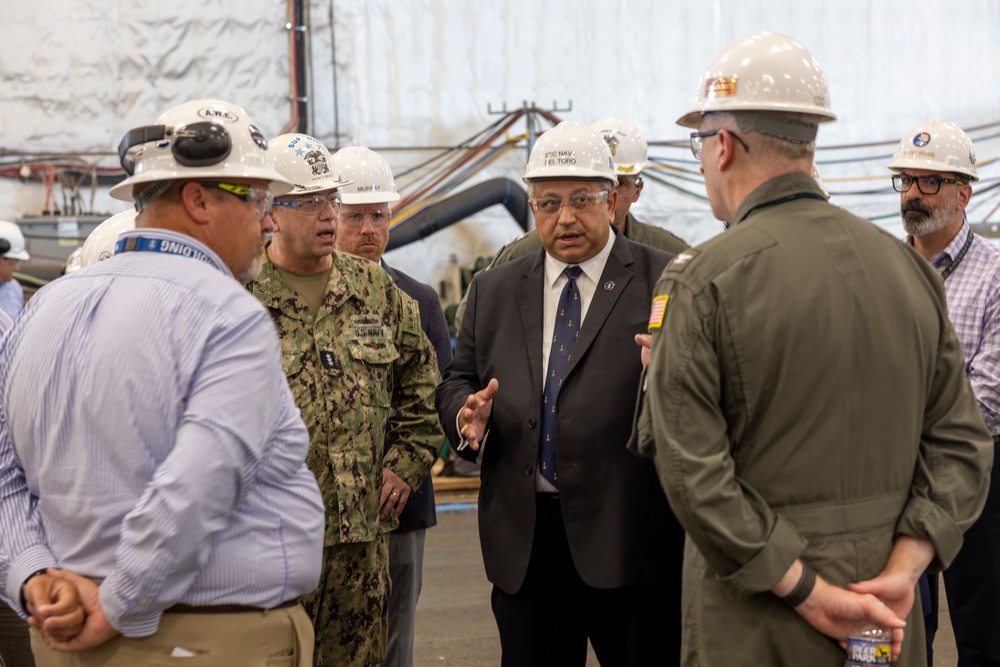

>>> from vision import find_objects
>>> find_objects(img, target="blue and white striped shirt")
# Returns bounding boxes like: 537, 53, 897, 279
0, 279, 23, 321
910, 222, 1000, 435
0, 229, 324, 637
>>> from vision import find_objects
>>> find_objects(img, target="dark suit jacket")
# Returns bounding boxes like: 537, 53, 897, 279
383, 261, 452, 533
436, 233, 681, 594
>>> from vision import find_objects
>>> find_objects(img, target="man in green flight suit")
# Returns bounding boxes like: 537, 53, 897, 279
632, 32, 993, 666
248, 133, 442, 667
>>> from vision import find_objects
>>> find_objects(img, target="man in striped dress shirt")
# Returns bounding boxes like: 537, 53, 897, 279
0, 99, 325, 667
890, 119, 1000, 667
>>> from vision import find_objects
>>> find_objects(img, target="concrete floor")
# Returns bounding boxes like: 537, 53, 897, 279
415, 505, 958, 666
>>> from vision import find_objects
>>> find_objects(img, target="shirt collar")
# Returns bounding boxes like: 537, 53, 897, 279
904, 219, 972, 266
543, 228, 615, 289
117, 228, 230, 275
731, 172, 828, 228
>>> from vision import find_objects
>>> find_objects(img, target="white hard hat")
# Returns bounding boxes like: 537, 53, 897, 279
523, 121, 618, 185
80, 209, 138, 268
64, 247, 84, 275
888, 119, 978, 182
677, 32, 837, 128
269, 133, 353, 195
0, 221, 30, 261
589, 117, 650, 175
330, 146, 401, 204
110, 99, 294, 203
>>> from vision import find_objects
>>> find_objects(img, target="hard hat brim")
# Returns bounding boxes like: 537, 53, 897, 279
110, 167, 295, 202
339, 191, 402, 205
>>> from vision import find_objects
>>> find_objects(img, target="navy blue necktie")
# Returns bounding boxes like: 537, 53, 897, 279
539, 266, 582, 488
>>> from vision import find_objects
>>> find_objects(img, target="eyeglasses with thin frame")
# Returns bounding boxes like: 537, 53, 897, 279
272, 192, 342, 216
689, 129, 750, 160
340, 207, 391, 227
529, 190, 610, 216
198, 181, 274, 220
891, 173, 967, 196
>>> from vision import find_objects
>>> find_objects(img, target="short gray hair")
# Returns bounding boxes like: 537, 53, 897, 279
704, 111, 817, 161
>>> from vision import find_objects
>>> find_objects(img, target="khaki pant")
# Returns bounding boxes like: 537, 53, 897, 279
29, 604, 313, 667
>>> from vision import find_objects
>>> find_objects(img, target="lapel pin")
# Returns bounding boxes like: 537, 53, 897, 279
604, 281, 616, 291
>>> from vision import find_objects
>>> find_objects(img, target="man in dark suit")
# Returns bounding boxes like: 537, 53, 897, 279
436, 121, 683, 666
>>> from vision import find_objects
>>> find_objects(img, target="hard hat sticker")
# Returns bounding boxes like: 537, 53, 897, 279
705, 77, 738, 99
603, 135, 619, 156
304, 150, 330, 176
913, 132, 931, 147
248, 125, 268, 150
198, 108, 239, 123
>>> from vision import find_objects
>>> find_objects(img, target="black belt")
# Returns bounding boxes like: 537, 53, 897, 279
166, 598, 299, 614
536, 492, 560, 503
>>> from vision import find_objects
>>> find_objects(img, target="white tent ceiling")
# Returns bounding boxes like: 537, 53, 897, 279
2, 0, 999, 287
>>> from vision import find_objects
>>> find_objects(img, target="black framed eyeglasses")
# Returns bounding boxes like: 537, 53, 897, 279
891, 173, 967, 195
272, 192, 342, 216
198, 181, 274, 220
689, 129, 750, 160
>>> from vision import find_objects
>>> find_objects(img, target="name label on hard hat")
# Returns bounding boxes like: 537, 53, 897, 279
705, 77, 738, 99
115, 236, 213, 265
197, 108, 238, 123
544, 150, 576, 166
900, 148, 937, 159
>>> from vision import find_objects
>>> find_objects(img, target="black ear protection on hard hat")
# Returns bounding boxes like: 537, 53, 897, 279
0, 239, 10, 257
117, 122, 233, 176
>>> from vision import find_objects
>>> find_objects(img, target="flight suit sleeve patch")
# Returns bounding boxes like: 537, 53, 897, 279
648, 295, 669, 330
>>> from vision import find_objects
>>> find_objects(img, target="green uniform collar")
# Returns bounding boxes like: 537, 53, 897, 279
255, 244, 371, 322
731, 172, 828, 228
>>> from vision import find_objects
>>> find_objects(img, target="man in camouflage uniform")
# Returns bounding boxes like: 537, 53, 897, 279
248, 133, 442, 666
453, 116, 686, 332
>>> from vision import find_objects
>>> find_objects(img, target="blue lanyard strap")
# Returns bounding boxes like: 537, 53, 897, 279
115, 236, 214, 266
940, 228, 974, 280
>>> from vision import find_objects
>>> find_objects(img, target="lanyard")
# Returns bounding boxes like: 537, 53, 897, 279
731, 192, 827, 229
115, 235, 214, 266
940, 229, 974, 280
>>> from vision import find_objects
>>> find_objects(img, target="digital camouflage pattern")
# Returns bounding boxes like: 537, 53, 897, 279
249, 247, 442, 665
301, 539, 389, 667
250, 247, 442, 544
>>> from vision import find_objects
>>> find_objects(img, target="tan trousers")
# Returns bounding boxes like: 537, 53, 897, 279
29, 603, 313, 667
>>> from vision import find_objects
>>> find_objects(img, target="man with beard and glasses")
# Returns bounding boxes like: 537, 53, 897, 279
889, 119, 1000, 667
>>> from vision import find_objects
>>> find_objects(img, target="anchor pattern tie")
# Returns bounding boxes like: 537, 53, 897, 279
539, 266, 582, 488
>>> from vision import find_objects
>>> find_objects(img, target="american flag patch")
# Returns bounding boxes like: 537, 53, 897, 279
648, 295, 669, 330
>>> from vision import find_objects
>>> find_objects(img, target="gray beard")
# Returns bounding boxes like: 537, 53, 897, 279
240, 255, 263, 282
901, 204, 954, 237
